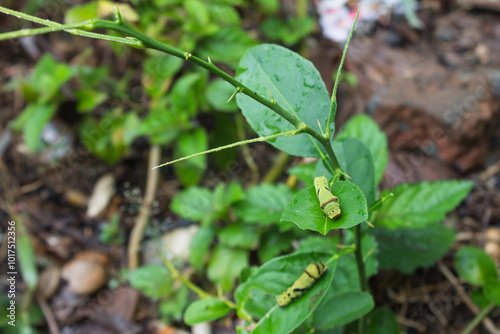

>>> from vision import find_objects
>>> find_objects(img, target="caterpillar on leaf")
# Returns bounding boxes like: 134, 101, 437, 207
276, 262, 327, 308
314, 176, 341, 219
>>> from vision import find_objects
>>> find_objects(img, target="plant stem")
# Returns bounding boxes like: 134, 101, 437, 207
0, 6, 344, 171
325, 10, 359, 139
461, 303, 497, 334
355, 224, 367, 333
262, 151, 290, 184
159, 255, 212, 299
367, 192, 394, 213
159, 255, 237, 309
128, 144, 160, 269
153, 129, 296, 169
91, 18, 303, 127
90, 18, 342, 171
0, 6, 144, 47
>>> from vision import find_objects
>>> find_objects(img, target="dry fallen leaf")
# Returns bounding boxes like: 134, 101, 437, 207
37, 266, 61, 299
86, 174, 116, 218
62, 253, 108, 295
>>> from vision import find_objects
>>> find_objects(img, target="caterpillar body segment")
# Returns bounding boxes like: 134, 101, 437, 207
314, 176, 341, 219
276, 262, 328, 308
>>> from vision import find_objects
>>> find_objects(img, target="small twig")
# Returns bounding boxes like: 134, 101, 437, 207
461, 303, 498, 334
0, 6, 143, 47
36, 294, 61, 334
235, 114, 259, 186
18, 179, 44, 194
354, 224, 368, 334
479, 160, 500, 181
438, 261, 500, 334
153, 130, 296, 169
396, 316, 426, 332
262, 151, 290, 184
128, 145, 161, 269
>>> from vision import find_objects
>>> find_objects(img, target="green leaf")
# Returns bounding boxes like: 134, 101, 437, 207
312, 291, 374, 329
99, 213, 124, 246
75, 89, 108, 113
197, 28, 258, 69
79, 111, 139, 163
171, 187, 215, 223
184, 298, 231, 325
281, 181, 368, 234
159, 285, 189, 322
170, 72, 206, 117
207, 245, 248, 292
336, 114, 388, 185
174, 128, 208, 187
484, 281, 500, 306
30, 54, 73, 104
374, 180, 474, 228
296, 235, 339, 254
138, 97, 191, 145
454, 246, 498, 286
127, 265, 172, 300
366, 307, 400, 334
210, 114, 238, 169
142, 54, 183, 98
213, 182, 245, 210
64, 1, 98, 24
236, 44, 331, 158
183, 0, 218, 36
288, 163, 316, 187
235, 183, 294, 227
17, 233, 38, 290
255, 0, 279, 13
236, 252, 336, 333
325, 234, 378, 294
206, 80, 238, 112
207, 4, 241, 27
189, 226, 215, 270
373, 223, 455, 274
171, 183, 242, 224
76, 65, 109, 89
470, 289, 491, 309
16, 103, 57, 152
333, 138, 376, 206
260, 17, 316, 46
257, 229, 294, 262
219, 223, 259, 249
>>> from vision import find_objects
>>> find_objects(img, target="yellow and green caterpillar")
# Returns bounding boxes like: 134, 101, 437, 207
314, 176, 341, 219
276, 262, 328, 308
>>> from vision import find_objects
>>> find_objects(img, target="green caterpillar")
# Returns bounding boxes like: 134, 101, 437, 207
276, 262, 328, 308
314, 176, 341, 219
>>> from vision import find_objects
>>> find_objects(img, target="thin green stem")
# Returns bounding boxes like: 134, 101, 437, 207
325, 10, 360, 139
0, 6, 144, 47
91, 18, 302, 128
159, 254, 237, 309
0, 23, 91, 41
354, 224, 367, 334
0, 7, 343, 171
461, 303, 497, 334
262, 151, 290, 184
90, 18, 342, 170
368, 192, 394, 213
153, 130, 297, 169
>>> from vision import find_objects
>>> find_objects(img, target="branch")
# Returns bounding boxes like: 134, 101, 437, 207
0, 6, 144, 47
153, 130, 297, 169
325, 10, 359, 139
